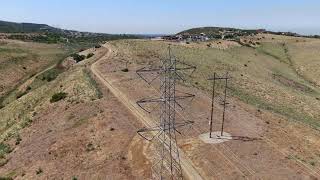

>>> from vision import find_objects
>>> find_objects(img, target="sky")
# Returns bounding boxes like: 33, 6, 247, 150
1, 0, 320, 35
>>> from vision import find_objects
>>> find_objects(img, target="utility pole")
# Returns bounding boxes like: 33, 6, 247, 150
209, 73, 216, 138
208, 72, 231, 138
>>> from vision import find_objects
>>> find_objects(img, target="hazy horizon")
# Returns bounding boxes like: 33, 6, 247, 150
1, 0, 320, 35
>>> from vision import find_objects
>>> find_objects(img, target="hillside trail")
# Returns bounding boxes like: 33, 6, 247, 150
91, 43, 203, 180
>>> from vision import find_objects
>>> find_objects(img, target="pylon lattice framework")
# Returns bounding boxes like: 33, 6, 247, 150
136, 47, 196, 180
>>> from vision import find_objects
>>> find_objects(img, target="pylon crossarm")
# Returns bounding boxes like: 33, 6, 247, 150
136, 98, 163, 113
136, 66, 162, 84
176, 60, 196, 74
136, 93, 195, 113
208, 74, 232, 81
137, 121, 194, 136
137, 127, 162, 141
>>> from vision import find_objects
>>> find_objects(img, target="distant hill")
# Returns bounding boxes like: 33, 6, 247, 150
0, 20, 61, 33
177, 27, 264, 39
177, 27, 320, 39
0, 20, 140, 44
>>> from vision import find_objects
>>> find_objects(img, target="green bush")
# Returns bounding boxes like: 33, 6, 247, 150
36, 168, 43, 175
86, 53, 94, 59
71, 53, 86, 63
0, 143, 12, 159
50, 92, 68, 103
94, 44, 102, 48
38, 68, 61, 82
121, 68, 129, 72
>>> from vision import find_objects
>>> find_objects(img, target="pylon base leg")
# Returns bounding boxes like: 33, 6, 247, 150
199, 132, 232, 144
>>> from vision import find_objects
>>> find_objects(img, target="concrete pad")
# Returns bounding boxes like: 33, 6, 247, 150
199, 131, 232, 144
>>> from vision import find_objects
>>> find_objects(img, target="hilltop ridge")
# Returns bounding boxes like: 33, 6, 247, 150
177, 26, 319, 39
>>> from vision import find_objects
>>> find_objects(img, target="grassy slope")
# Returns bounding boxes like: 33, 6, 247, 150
0, 67, 102, 141
110, 35, 320, 130
0, 45, 103, 171
0, 39, 100, 108
0, 40, 68, 98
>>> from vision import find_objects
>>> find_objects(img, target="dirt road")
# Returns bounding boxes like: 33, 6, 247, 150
91, 43, 203, 180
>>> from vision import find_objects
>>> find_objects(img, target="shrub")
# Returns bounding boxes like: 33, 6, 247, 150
86, 53, 94, 59
26, 86, 32, 91
94, 44, 102, 48
0, 143, 12, 159
15, 135, 22, 145
38, 68, 61, 82
86, 143, 95, 152
50, 92, 68, 103
71, 53, 86, 63
121, 68, 129, 72
36, 168, 43, 175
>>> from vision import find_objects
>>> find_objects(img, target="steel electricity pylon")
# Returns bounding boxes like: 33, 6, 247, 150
136, 46, 196, 180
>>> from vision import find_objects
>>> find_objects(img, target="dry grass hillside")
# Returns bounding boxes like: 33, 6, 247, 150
1, 34, 320, 179
0, 42, 150, 179
96, 36, 320, 179
0, 40, 68, 107
110, 35, 320, 130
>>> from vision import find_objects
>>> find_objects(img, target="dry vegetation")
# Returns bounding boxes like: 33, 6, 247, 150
97, 36, 320, 179
0, 41, 150, 179
110, 35, 320, 130
0, 40, 67, 98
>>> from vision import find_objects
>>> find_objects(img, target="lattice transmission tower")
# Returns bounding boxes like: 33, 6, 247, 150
136, 46, 196, 179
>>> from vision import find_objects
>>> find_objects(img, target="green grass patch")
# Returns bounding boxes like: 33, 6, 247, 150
0, 47, 27, 54
0, 176, 13, 180
256, 43, 290, 64
83, 70, 103, 99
